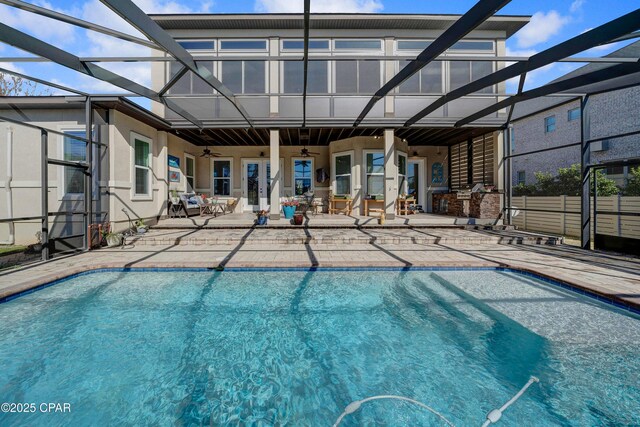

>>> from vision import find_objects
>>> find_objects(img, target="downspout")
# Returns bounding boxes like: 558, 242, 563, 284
1, 125, 14, 244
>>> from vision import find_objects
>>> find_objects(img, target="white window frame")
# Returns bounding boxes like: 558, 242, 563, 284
332, 39, 383, 51
131, 132, 153, 201
280, 39, 330, 52
218, 39, 268, 52
568, 107, 580, 122
176, 39, 217, 52
331, 150, 354, 196
218, 59, 268, 94
545, 115, 556, 133
292, 157, 315, 196
211, 157, 233, 197
397, 151, 408, 196
332, 39, 384, 94
363, 149, 385, 196
184, 153, 196, 193
57, 127, 87, 201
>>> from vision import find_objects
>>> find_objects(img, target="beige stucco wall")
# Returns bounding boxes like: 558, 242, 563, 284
108, 110, 172, 232
0, 109, 109, 245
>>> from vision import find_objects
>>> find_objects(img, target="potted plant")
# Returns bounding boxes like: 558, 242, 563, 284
170, 189, 180, 205
104, 231, 123, 247
134, 218, 147, 234
293, 213, 304, 225
281, 198, 299, 219
256, 210, 269, 225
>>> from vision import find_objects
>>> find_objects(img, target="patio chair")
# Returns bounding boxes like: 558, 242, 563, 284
225, 199, 237, 214
179, 193, 202, 217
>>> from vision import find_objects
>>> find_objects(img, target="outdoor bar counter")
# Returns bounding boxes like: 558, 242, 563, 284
432, 191, 501, 219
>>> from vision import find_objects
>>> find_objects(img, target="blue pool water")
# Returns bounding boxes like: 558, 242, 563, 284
1, 269, 639, 426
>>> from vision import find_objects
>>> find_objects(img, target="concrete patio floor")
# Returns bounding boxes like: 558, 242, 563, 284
1, 227, 638, 311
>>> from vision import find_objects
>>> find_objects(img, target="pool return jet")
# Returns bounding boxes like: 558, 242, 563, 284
333, 376, 539, 426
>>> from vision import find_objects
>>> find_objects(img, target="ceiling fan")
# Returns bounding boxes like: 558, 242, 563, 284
300, 147, 320, 157
200, 146, 222, 158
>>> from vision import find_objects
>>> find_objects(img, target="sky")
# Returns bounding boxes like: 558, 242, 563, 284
0, 0, 638, 106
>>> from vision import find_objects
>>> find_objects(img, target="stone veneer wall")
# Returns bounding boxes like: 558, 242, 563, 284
432, 192, 501, 219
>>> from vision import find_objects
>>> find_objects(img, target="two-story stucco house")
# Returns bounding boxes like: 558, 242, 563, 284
0, 13, 529, 247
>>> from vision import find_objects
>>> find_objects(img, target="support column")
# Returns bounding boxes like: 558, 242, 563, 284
84, 97, 92, 251
40, 129, 49, 261
498, 128, 508, 225
269, 129, 281, 219
383, 128, 397, 220
157, 131, 169, 217
580, 96, 591, 250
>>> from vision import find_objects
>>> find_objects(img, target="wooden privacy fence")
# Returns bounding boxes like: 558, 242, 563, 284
510, 196, 640, 239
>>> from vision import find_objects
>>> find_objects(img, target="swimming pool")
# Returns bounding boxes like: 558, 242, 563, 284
0, 268, 639, 426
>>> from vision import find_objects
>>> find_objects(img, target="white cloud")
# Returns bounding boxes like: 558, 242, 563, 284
0, 0, 77, 45
515, 10, 570, 48
570, 0, 585, 13
255, 0, 383, 13
77, 0, 215, 93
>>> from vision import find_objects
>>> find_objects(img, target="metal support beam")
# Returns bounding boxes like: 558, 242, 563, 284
455, 61, 640, 127
354, 0, 512, 126
301, 0, 310, 128
405, 9, 640, 127
580, 95, 591, 250
0, 0, 158, 49
85, 97, 93, 251
0, 66, 89, 96
0, 23, 203, 128
503, 126, 511, 225
40, 129, 49, 261
158, 65, 188, 96
98, 0, 253, 127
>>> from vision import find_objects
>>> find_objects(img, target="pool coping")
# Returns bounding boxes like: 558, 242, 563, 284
1, 262, 639, 316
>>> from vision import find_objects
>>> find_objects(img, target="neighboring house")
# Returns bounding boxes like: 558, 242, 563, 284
0, 13, 530, 245
510, 41, 640, 188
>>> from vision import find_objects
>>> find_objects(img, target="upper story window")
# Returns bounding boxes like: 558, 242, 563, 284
221, 60, 266, 94
398, 60, 442, 94
517, 170, 526, 185
283, 60, 328, 94
397, 40, 432, 50
568, 107, 580, 122
178, 40, 215, 50
449, 41, 494, 51
168, 61, 214, 95
219, 40, 267, 50
335, 60, 380, 94
334, 39, 382, 50
545, 115, 556, 133
450, 60, 493, 93
282, 39, 330, 50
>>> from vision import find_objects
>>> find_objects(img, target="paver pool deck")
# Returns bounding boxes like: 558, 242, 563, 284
1, 228, 638, 311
